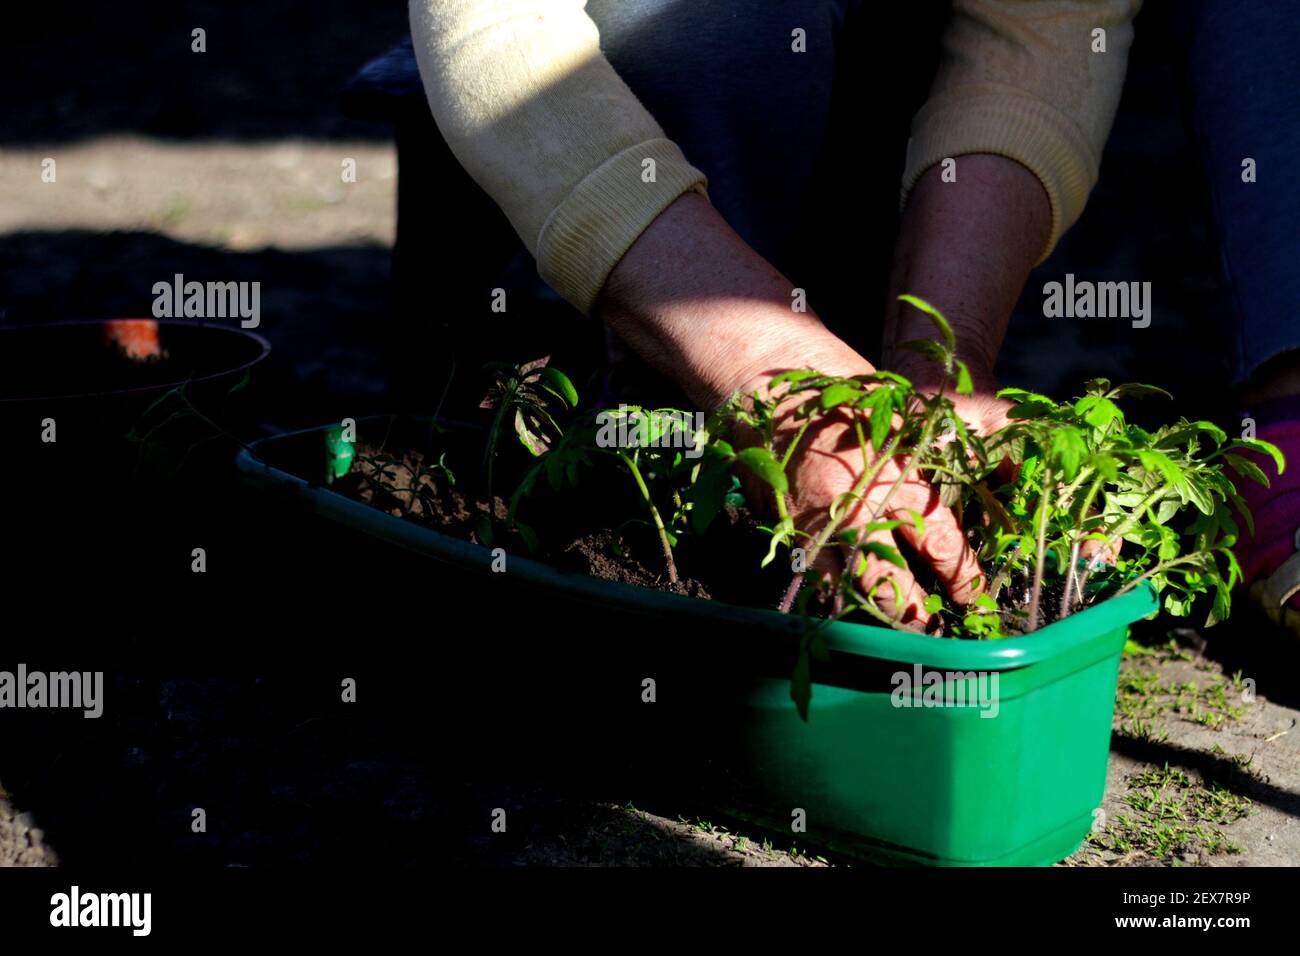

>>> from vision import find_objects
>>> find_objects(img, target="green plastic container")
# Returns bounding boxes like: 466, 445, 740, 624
733, 585, 1155, 865
236, 420, 1157, 866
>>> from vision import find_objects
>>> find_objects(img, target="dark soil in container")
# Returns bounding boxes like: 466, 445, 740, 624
320, 422, 794, 610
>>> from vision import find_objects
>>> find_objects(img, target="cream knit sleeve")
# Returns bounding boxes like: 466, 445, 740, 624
409, 0, 709, 315
902, 0, 1143, 262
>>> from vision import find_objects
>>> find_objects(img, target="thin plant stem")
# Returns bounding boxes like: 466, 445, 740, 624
988, 540, 1022, 602
618, 451, 679, 583
1058, 538, 1082, 620
1025, 464, 1053, 632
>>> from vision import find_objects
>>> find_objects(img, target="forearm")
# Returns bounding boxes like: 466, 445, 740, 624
598, 192, 870, 410
904, 0, 1141, 260
410, 0, 707, 315
884, 154, 1051, 386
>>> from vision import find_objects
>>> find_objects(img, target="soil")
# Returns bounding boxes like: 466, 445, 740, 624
330, 437, 1091, 636
332, 439, 787, 606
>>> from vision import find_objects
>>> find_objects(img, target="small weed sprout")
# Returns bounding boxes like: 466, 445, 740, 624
479, 357, 578, 546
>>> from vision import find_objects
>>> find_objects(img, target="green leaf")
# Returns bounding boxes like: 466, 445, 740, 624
544, 451, 564, 490
923, 594, 944, 614
1108, 489, 1147, 510
1136, 449, 1183, 485
1212, 474, 1254, 537
514, 409, 547, 456
1220, 453, 1267, 488
1126, 424, 1154, 445
1184, 474, 1216, 516
537, 366, 579, 408
1157, 525, 1180, 560
1154, 497, 1180, 524
856, 520, 906, 533
1075, 395, 1122, 429
818, 383, 862, 410
1049, 426, 1088, 480
1005, 398, 1055, 420
227, 368, 252, 396
896, 339, 949, 366
1229, 439, 1286, 476
1157, 420, 1227, 450
860, 541, 907, 569
1191, 420, 1227, 445
985, 432, 1026, 467
514, 521, 540, 555
1109, 383, 1173, 401
686, 454, 734, 533
735, 447, 788, 494
1222, 546, 1243, 589
860, 387, 893, 451
767, 369, 822, 388
954, 360, 974, 396
876, 577, 905, 616
897, 294, 956, 351
862, 370, 913, 390
760, 516, 794, 568
996, 387, 1056, 406
1089, 453, 1120, 480
1206, 580, 1231, 628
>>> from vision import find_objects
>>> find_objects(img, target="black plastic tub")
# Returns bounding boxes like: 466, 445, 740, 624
0, 318, 269, 454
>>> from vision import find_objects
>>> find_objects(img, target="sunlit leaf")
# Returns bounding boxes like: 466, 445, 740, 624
1229, 439, 1286, 476
1049, 427, 1087, 481
735, 447, 788, 494
897, 294, 956, 351
537, 366, 578, 408
954, 360, 974, 396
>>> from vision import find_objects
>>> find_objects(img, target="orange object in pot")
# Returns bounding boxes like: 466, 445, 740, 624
105, 319, 163, 362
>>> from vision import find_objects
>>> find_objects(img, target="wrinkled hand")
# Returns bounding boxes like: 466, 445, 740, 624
736, 359, 1013, 629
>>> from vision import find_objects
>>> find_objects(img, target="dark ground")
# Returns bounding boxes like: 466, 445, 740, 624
1, 1, 1295, 868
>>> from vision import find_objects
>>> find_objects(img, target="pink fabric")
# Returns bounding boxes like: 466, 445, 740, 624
1234, 421, 1300, 607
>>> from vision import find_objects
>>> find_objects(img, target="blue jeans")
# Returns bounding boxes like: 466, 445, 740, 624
1185, 0, 1300, 385
582, 0, 946, 357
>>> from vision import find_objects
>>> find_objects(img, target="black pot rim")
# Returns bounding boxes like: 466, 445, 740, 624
0, 318, 272, 404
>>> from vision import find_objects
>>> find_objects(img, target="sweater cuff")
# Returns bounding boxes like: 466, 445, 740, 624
900, 85, 1098, 264
536, 138, 708, 316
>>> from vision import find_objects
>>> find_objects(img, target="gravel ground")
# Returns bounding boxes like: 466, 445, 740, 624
1, 631, 1293, 868
0, 791, 57, 868
1069, 632, 1300, 867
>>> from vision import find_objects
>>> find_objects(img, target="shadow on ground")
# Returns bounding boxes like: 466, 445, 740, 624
1, 1, 407, 145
